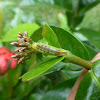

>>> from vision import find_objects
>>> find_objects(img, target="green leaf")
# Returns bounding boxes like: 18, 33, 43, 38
85, 44, 98, 60
42, 24, 61, 48
41, 77, 77, 100
13, 80, 37, 100
80, 1, 100, 15
36, 53, 43, 62
29, 93, 42, 100
43, 62, 82, 77
75, 60, 100, 100
25, 54, 36, 69
1, 23, 39, 42
31, 26, 89, 60
79, 4, 100, 32
37, 38, 48, 45
51, 26, 89, 60
31, 27, 43, 42
8, 64, 22, 87
78, 28, 100, 49
20, 56, 66, 81
61, 69, 83, 79
58, 13, 70, 31
66, 0, 99, 28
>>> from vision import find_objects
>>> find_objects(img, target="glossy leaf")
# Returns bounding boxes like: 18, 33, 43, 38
43, 62, 82, 77
20, 56, 66, 81
78, 28, 100, 49
31, 26, 89, 60
1, 23, 39, 42
42, 24, 61, 48
12, 80, 37, 100
85, 44, 98, 60
51, 26, 89, 60
75, 60, 100, 100
41, 77, 77, 100
61, 69, 83, 79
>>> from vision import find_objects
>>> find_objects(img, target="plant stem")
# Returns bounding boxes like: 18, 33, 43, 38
64, 51, 92, 70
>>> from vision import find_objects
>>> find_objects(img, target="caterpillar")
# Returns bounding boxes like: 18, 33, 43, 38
32, 42, 67, 56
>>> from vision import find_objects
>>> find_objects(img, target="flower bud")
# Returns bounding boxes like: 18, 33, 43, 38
11, 31, 35, 63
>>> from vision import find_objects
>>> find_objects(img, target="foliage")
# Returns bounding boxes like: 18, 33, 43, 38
0, 0, 100, 100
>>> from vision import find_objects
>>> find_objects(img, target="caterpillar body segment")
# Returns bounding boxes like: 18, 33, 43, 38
32, 42, 67, 56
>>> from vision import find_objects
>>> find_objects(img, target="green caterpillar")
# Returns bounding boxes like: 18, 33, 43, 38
32, 42, 67, 56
